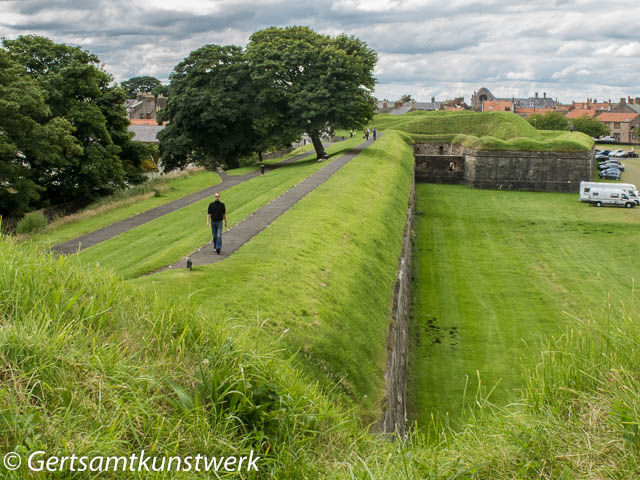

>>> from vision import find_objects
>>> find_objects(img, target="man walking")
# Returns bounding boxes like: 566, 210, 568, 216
206, 192, 227, 255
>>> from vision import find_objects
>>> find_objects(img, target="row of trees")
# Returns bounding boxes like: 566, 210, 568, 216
527, 111, 609, 138
158, 26, 378, 171
1, 35, 149, 218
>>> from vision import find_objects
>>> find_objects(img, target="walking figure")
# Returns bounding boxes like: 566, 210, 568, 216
206, 192, 228, 255
372, 128, 377, 140
365, 128, 370, 140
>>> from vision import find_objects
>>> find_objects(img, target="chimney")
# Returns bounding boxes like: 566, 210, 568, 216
543, 92, 546, 98
594, 98, 597, 103
629, 96, 632, 103
535, 92, 538, 98
636, 97, 640, 104
431, 96, 435, 104
621, 97, 626, 104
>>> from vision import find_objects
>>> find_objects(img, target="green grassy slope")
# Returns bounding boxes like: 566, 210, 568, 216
410, 183, 640, 425
373, 111, 593, 152
132, 131, 415, 419
73, 137, 362, 278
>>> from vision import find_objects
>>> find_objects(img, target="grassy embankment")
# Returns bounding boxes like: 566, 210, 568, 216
68, 137, 361, 278
131, 131, 415, 417
410, 184, 640, 423
1, 130, 418, 478
27, 169, 221, 247
374, 110, 593, 152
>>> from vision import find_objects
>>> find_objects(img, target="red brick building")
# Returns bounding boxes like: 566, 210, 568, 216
596, 112, 640, 142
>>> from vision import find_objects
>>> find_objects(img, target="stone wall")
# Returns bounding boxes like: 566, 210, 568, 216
413, 143, 593, 193
378, 176, 414, 437
415, 155, 465, 184
464, 149, 593, 192
414, 143, 465, 155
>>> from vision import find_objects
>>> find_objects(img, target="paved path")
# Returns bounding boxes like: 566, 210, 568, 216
52, 149, 316, 254
156, 137, 377, 273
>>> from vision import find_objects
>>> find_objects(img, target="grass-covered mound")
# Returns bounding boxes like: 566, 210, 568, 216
132, 131, 416, 419
374, 111, 594, 152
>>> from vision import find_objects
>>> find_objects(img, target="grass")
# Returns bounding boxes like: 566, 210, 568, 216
373, 111, 594, 152
224, 144, 316, 176
131, 131, 415, 419
409, 183, 640, 426
27, 169, 221, 248
73, 136, 363, 278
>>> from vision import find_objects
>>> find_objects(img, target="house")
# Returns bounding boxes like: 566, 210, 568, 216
611, 97, 640, 115
471, 87, 558, 112
482, 99, 514, 112
566, 109, 599, 120
595, 112, 640, 143
126, 92, 167, 121
571, 98, 612, 112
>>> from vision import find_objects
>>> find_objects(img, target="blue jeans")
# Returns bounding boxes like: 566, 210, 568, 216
211, 221, 223, 250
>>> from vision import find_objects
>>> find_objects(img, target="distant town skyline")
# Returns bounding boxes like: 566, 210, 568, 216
2, 0, 640, 103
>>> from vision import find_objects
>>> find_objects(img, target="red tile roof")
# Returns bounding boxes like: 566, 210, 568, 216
566, 109, 597, 119
516, 107, 556, 115
596, 113, 640, 122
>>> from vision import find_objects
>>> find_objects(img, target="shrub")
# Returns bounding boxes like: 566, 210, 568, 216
16, 211, 47, 234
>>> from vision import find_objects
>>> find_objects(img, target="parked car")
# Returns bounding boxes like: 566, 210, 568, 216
600, 150, 611, 155
610, 150, 628, 157
600, 172, 622, 180
598, 162, 624, 171
595, 154, 609, 161
628, 151, 638, 158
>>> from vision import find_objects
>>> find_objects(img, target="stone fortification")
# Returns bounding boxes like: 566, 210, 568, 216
414, 142, 593, 193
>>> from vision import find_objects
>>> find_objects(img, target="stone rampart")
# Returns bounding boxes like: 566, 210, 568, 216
378, 176, 414, 437
413, 143, 593, 193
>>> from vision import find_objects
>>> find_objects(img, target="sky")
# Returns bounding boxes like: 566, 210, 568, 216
2, 0, 640, 104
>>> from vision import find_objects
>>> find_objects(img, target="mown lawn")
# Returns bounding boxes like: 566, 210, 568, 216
410, 184, 640, 424
75, 136, 363, 278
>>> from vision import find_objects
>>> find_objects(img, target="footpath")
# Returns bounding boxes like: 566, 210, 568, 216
156, 136, 377, 272
52, 149, 315, 254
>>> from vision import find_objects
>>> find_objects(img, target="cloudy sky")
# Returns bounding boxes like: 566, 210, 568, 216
2, 0, 640, 103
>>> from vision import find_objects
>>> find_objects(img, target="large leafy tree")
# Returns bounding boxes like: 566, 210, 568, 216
246, 26, 377, 159
571, 115, 609, 138
3, 35, 145, 204
0, 50, 80, 217
158, 45, 292, 171
527, 111, 569, 131
121, 76, 162, 98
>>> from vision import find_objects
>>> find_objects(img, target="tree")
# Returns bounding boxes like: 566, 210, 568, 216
571, 115, 608, 138
246, 26, 377, 159
0, 50, 81, 217
527, 111, 569, 131
401, 94, 414, 103
121, 76, 162, 98
158, 45, 280, 171
3, 35, 146, 204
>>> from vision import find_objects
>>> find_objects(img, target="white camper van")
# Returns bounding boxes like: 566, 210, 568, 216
580, 181, 640, 204
587, 188, 636, 208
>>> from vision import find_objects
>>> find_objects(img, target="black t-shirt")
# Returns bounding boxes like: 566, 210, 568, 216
208, 200, 226, 221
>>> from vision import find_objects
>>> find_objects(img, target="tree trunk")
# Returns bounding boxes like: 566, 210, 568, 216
310, 132, 326, 159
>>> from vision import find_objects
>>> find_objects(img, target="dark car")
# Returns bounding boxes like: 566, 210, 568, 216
595, 154, 609, 161
628, 151, 639, 158
598, 162, 624, 171
600, 172, 622, 180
